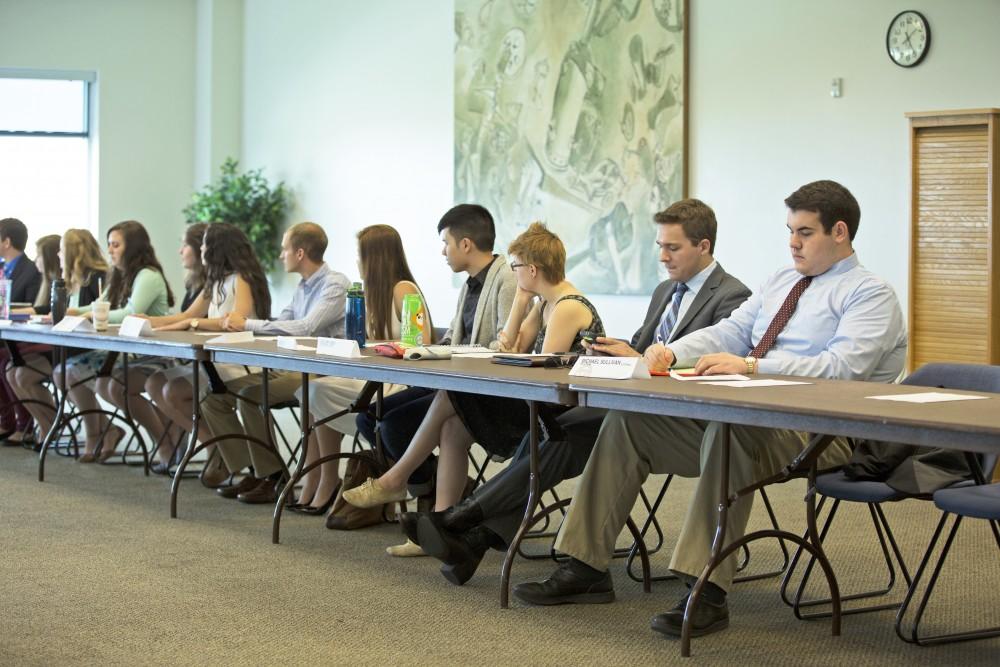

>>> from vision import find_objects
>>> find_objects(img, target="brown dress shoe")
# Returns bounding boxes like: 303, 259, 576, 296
216, 475, 263, 499
237, 477, 283, 504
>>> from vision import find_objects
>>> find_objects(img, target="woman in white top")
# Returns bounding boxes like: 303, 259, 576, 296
142, 223, 271, 479
293, 224, 432, 518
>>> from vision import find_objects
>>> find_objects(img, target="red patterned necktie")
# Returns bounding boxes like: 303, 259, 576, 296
750, 276, 813, 359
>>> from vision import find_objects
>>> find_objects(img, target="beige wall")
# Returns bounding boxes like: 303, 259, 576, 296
0, 0, 199, 295
4, 1, 999, 327
243, 0, 1000, 330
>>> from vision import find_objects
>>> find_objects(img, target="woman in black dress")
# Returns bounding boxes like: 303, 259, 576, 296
344, 222, 604, 518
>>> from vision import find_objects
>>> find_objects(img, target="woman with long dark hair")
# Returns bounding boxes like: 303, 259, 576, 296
343, 223, 603, 565
288, 225, 432, 519
137, 223, 209, 472
143, 222, 271, 480
180, 223, 207, 311
55, 222, 172, 461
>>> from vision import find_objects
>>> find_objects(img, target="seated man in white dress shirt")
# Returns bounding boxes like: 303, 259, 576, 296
513, 180, 908, 640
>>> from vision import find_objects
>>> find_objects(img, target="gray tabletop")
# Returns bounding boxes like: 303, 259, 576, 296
207, 340, 576, 405
0, 324, 208, 361
570, 374, 1000, 454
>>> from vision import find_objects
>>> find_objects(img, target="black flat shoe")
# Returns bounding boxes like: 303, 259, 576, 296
150, 461, 172, 476
289, 483, 341, 515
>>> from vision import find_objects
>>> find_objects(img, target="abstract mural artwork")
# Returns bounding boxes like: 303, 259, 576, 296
455, 0, 687, 294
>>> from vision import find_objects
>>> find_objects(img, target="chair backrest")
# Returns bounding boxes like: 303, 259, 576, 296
903, 362, 1000, 476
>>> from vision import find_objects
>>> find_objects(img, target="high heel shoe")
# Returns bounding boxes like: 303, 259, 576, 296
290, 482, 341, 515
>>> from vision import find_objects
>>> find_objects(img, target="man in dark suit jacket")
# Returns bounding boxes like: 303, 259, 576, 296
0, 218, 42, 305
411, 199, 752, 585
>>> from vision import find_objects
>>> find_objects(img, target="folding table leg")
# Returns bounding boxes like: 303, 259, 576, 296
37, 346, 68, 482
500, 400, 540, 608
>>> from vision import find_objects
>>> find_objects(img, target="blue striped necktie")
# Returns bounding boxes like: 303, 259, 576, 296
656, 283, 688, 343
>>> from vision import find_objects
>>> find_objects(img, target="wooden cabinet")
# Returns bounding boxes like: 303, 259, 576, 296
907, 109, 1000, 371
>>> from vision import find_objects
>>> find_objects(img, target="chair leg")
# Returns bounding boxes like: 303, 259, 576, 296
896, 512, 1000, 645
733, 486, 792, 583
782, 498, 909, 619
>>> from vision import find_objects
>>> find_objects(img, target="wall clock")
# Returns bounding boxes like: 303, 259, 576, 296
887, 10, 930, 67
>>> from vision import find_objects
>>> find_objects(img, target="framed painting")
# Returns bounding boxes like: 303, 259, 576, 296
455, 0, 688, 294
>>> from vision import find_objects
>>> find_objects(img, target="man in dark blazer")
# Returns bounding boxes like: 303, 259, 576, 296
0, 218, 42, 305
411, 199, 752, 586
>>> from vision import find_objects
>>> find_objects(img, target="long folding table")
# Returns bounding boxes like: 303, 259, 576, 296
0, 324, 208, 481
205, 338, 578, 605
569, 373, 1000, 656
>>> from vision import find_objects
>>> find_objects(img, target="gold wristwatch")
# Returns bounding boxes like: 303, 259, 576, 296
744, 356, 757, 374
190, 319, 200, 330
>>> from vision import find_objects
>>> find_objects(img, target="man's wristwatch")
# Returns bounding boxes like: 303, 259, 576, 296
744, 356, 757, 374
190, 319, 200, 331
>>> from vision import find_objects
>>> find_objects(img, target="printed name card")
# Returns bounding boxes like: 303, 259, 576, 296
118, 315, 152, 338
52, 315, 95, 333
315, 337, 362, 359
277, 336, 314, 351
206, 331, 255, 344
569, 356, 651, 380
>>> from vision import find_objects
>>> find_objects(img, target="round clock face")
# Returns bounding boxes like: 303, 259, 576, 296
887, 10, 930, 67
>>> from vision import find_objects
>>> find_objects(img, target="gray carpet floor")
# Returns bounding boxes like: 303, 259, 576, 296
1, 444, 998, 666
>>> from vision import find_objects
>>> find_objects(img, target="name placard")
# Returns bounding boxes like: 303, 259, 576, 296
118, 315, 152, 338
569, 356, 651, 380
52, 316, 95, 333
316, 337, 362, 359
206, 331, 255, 344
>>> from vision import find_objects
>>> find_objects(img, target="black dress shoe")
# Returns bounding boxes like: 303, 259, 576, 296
650, 594, 729, 638
416, 513, 489, 586
442, 497, 485, 532
512, 560, 615, 605
216, 475, 263, 499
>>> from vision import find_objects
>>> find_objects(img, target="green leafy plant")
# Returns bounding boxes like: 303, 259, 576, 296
182, 158, 290, 269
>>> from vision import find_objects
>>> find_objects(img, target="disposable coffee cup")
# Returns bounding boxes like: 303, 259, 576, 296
92, 300, 110, 331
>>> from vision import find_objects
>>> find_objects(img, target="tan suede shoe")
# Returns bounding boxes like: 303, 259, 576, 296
386, 539, 427, 557
341, 477, 407, 508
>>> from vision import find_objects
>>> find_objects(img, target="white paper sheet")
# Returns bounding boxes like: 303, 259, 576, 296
670, 371, 748, 382
702, 379, 811, 388
867, 391, 988, 404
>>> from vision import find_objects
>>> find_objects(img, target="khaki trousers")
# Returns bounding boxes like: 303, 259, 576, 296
200, 371, 302, 477
553, 410, 851, 592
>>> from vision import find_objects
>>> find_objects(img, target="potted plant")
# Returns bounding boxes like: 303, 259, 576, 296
182, 158, 290, 269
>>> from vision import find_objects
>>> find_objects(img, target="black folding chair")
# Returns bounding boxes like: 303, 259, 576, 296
782, 363, 1000, 619
896, 481, 1000, 645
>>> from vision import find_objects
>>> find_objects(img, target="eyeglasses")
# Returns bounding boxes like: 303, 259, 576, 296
510, 262, 527, 270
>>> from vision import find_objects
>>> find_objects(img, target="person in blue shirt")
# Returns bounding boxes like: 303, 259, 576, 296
199, 222, 351, 501
513, 180, 908, 641
0, 218, 42, 305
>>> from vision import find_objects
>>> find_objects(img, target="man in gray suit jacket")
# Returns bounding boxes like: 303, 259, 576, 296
412, 199, 751, 585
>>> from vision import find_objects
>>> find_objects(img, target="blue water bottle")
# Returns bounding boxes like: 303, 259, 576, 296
346, 282, 366, 347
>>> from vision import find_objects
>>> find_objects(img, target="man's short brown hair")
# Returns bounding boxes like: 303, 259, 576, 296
653, 199, 717, 254
508, 222, 566, 284
287, 222, 328, 263
784, 180, 860, 240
